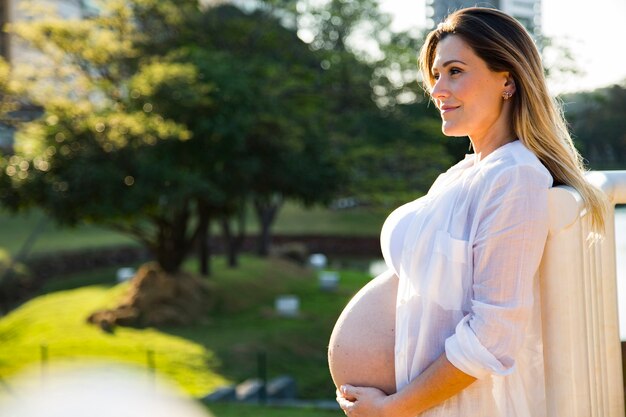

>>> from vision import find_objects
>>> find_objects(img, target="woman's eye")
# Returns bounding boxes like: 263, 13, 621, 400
433, 73, 440, 80
450, 68, 461, 75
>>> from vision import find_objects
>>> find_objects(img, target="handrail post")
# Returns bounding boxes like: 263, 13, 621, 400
541, 170, 626, 417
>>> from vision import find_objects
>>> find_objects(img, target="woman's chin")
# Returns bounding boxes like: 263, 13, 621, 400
440, 121, 469, 137
327, 270, 398, 395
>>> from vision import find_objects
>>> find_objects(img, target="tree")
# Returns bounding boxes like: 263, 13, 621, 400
1, 1, 221, 273
0, 58, 21, 125
536, 34, 584, 92
0, 0, 344, 282
563, 83, 626, 169
195, 5, 342, 257
0, 1, 232, 326
296, 0, 454, 208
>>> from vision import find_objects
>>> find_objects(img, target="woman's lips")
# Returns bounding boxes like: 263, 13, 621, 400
441, 106, 459, 114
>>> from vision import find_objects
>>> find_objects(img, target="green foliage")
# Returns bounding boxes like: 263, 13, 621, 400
294, 0, 453, 209
193, 5, 342, 207
0, 103, 191, 225
299, 0, 392, 58
563, 83, 626, 169
345, 141, 450, 207
536, 34, 583, 87
0, 1, 220, 272
0, 59, 20, 119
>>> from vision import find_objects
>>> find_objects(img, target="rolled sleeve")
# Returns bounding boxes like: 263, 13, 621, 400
445, 164, 551, 379
445, 314, 514, 378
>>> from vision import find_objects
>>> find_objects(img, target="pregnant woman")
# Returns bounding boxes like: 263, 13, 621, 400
329, 7, 607, 417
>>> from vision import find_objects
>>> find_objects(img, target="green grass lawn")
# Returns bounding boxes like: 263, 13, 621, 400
0, 201, 383, 416
273, 203, 388, 236
206, 403, 342, 417
0, 208, 136, 256
0, 203, 388, 257
0, 282, 228, 397
0, 255, 374, 416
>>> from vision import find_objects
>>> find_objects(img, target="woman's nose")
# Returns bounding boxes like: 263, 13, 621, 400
431, 78, 450, 100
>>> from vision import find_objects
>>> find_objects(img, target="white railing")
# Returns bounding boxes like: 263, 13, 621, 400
541, 170, 626, 417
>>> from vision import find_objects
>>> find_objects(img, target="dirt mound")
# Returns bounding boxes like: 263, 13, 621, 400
87, 262, 213, 330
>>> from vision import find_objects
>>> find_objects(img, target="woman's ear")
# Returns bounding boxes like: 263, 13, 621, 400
504, 72, 516, 95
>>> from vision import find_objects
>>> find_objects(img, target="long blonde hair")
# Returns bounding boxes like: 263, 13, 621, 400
419, 7, 608, 234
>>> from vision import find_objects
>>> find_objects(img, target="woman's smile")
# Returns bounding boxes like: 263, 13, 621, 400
440, 105, 460, 115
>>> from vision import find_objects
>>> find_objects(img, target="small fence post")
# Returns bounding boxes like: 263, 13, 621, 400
146, 349, 155, 390
40, 344, 48, 389
257, 350, 267, 404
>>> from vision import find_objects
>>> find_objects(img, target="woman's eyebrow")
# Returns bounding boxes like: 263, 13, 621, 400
432, 59, 468, 72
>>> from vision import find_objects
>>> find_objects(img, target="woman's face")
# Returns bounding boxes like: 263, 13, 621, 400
430, 35, 513, 142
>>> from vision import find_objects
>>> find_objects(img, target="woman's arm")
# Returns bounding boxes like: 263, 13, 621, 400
338, 353, 476, 417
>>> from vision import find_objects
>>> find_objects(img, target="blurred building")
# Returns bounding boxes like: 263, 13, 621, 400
426, 0, 541, 35
0, 0, 97, 151
1, 0, 97, 62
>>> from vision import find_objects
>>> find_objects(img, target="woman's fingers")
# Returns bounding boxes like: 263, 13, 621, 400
337, 395, 356, 414
337, 386, 359, 414
341, 384, 360, 401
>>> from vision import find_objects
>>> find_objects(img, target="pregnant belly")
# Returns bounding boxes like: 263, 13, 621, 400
328, 269, 398, 395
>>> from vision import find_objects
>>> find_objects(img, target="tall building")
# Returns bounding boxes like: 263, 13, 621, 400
426, 0, 541, 36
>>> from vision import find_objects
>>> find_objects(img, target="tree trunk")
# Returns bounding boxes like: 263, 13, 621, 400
153, 201, 199, 274
220, 218, 237, 268
220, 207, 246, 268
154, 230, 188, 273
253, 195, 283, 257
197, 205, 211, 277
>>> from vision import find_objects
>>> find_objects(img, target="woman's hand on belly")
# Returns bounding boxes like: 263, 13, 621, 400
337, 384, 391, 417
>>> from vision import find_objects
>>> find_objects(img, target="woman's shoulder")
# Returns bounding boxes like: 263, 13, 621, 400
476, 140, 553, 188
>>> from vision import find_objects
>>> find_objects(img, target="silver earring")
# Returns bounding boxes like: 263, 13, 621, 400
502, 91, 513, 100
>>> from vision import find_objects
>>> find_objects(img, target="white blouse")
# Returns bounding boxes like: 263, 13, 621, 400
380, 140, 553, 417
